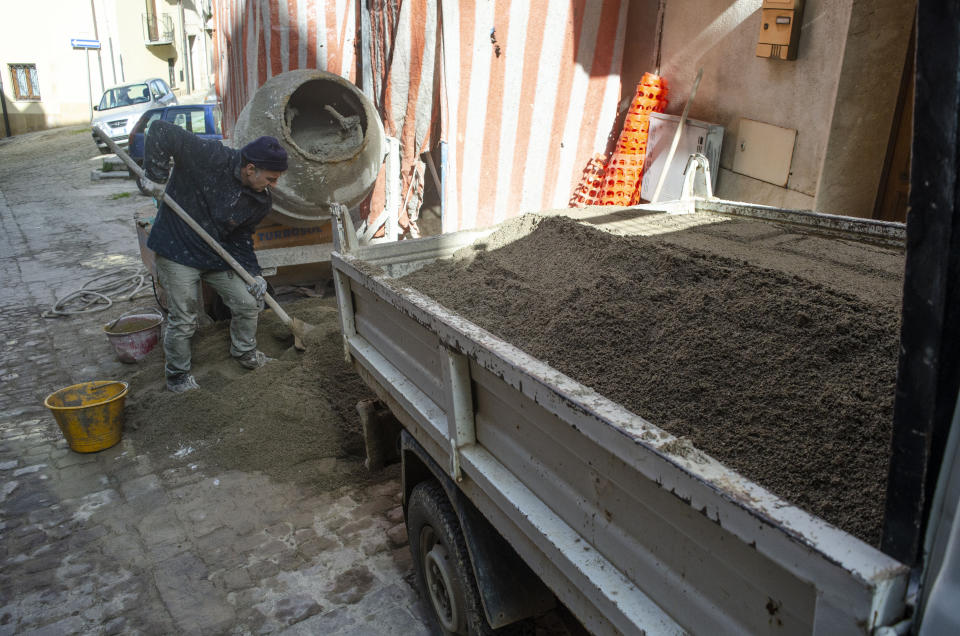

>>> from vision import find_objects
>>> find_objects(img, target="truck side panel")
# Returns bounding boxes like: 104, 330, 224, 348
331, 204, 911, 634
341, 264, 684, 634
352, 283, 446, 409
472, 362, 817, 633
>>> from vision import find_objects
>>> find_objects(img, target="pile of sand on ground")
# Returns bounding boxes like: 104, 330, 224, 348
400, 215, 900, 546
123, 297, 384, 492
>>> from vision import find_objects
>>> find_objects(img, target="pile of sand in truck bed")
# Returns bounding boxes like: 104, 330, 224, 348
400, 214, 902, 546
123, 298, 382, 492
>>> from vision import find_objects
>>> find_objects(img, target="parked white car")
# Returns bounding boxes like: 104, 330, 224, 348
91, 78, 177, 153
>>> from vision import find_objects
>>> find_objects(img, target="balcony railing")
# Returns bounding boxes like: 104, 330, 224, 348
143, 13, 175, 46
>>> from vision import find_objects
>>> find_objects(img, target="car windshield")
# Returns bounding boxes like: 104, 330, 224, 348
98, 84, 151, 111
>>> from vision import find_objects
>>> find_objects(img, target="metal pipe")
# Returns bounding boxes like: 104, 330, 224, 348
359, 0, 374, 101
200, 11, 211, 90
654, 0, 667, 75
651, 67, 703, 204
108, 37, 117, 85
178, 0, 192, 94
89, 0, 106, 92
86, 49, 94, 121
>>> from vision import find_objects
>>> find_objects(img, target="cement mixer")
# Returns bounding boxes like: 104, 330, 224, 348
132, 70, 386, 317
232, 69, 386, 227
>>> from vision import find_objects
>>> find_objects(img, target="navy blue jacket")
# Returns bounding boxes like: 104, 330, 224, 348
144, 120, 269, 275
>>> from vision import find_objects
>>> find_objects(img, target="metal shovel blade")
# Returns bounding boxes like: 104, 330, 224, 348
288, 316, 313, 352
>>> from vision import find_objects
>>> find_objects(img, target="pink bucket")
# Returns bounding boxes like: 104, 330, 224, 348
103, 308, 163, 363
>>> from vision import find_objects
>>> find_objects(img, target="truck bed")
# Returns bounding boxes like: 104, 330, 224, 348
330, 200, 910, 635
400, 207, 902, 546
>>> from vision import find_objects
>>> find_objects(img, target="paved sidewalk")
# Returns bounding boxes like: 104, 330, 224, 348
0, 128, 433, 635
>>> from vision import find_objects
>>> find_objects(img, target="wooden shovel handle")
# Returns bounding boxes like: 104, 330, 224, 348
94, 129, 293, 325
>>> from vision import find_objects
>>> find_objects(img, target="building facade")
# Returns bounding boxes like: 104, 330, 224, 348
0, 0, 214, 137
212, 0, 915, 230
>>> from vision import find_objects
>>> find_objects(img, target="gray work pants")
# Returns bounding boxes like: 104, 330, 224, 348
155, 255, 260, 378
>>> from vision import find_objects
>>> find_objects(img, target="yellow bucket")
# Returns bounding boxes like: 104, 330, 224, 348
44, 381, 129, 453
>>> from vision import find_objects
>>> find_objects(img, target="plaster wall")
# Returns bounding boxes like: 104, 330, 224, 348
623, 0, 914, 216
0, 0, 108, 134
110, 0, 181, 90
1, 0, 212, 138
620, 0, 844, 209
106, 0, 211, 95
814, 0, 916, 217
653, 0, 857, 209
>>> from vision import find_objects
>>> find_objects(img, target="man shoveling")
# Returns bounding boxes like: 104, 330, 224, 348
140, 120, 288, 393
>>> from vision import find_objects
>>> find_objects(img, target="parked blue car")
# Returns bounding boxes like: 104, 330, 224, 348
127, 103, 223, 194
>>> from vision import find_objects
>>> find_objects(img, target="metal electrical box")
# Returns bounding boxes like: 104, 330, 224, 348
756, 0, 804, 60
731, 118, 797, 187
640, 112, 724, 203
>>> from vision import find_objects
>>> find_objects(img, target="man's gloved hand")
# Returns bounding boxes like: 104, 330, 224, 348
140, 176, 166, 199
247, 275, 268, 304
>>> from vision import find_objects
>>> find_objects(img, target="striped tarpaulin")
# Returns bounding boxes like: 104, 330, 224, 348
439, 0, 628, 231
213, 0, 358, 133
363, 0, 440, 235
212, 0, 628, 233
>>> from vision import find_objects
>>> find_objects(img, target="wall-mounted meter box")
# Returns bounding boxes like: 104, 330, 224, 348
756, 0, 804, 60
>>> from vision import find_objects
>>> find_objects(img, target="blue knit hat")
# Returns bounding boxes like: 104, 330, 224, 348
241, 136, 288, 171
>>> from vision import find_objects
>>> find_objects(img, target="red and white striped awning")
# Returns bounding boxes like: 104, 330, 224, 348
213, 0, 628, 233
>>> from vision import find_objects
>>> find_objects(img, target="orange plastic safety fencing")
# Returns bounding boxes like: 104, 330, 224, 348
569, 73, 668, 208
569, 154, 608, 208
597, 74, 668, 206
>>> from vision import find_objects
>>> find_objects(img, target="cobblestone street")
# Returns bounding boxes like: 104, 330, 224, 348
0, 127, 434, 635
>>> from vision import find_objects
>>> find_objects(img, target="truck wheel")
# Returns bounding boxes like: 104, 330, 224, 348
407, 481, 492, 636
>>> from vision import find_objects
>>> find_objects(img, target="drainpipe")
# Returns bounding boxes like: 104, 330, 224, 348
178, 0, 192, 94
108, 37, 117, 85
89, 0, 106, 92
102, 5, 117, 85
654, 0, 667, 75
201, 13, 211, 89
86, 49, 94, 121
359, 1, 374, 101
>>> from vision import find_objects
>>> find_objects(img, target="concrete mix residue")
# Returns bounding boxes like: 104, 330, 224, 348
123, 298, 382, 492
400, 214, 904, 546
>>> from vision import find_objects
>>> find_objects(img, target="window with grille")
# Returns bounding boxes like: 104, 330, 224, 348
9, 64, 40, 100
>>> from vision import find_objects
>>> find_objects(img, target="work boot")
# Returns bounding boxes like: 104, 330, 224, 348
234, 350, 273, 370
167, 373, 200, 393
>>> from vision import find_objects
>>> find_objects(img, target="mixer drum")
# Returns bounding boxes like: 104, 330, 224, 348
232, 69, 386, 227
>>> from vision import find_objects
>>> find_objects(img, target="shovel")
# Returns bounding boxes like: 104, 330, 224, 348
94, 129, 314, 350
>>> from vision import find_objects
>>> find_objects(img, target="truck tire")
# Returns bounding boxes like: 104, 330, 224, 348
407, 481, 495, 636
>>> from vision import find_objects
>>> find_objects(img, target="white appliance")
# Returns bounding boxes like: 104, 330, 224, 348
640, 112, 724, 202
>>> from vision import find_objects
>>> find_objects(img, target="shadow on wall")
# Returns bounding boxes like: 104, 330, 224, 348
0, 85, 11, 138
8, 102, 48, 137
0, 87, 48, 137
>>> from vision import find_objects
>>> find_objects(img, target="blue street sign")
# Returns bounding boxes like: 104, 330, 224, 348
70, 38, 101, 50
